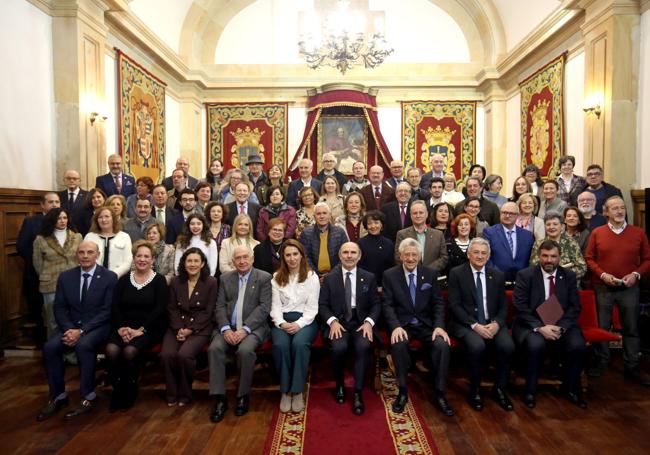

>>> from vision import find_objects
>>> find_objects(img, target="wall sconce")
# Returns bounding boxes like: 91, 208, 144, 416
89, 111, 107, 125
583, 95, 602, 119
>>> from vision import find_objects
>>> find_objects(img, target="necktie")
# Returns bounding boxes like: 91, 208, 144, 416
156, 208, 163, 221
506, 230, 515, 259
232, 276, 247, 329
400, 205, 406, 227
240, 204, 246, 214
81, 273, 90, 304
476, 271, 486, 324
548, 275, 556, 297
344, 272, 353, 321
408, 273, 416, 307
114, 175, 122, 194
68, 192, 74, 210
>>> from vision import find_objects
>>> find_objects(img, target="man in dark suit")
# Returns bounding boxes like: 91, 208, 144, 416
448, 238, 515, 411
208, 245, 272, 422
385, 160, 405, 188
513, 240, 587, 409
381, 182, 413, 243
161, 156, 199, 191
394, 201, 448, 273
419, 153, 446, 192
300, 203, 349, 276
95, 154, 136, 198
454, 177, 500, 225
319, 242, 381, 415
287, 158, 323, 208
382, 238, 453, 416
150, 184, 180, 244
482, 202, 535, 282
360, 165, 395, 211
37, 241, 117, 421
58, 170, 88, 228
315, 153, 348, 190
226, 182, 260, 232
585, 164, 623, 214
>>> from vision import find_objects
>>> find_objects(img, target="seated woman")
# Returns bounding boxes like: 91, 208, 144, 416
194, 182, 213, 213
318, 176, 345, 222
516, 192, 545, 242
253, 218, 287, 275
84, 207, 132, 278
255, 164, 286, 207
564, 206, 590, 253
334, 191, 367, 242
429, 202, 454, 243
106, 240, 168, 411
460, 196, 488, 236
482, 174, 508, 208
204, 201, 231, 254
270, 239, 320, 413
126, 176, 153, 218
77, 187, 106, 236
33, 207, 82, 339
447, 213, 476, 273
174, 214, 218, 276
529, 211, 587, 281
219, 214, 259, 273
256, 185, 297, 241
144, 222, 175, 284
162, 247, 217, 406
295, 186, 318, 239
357, 211, 394, 290
106, 194, 129, 227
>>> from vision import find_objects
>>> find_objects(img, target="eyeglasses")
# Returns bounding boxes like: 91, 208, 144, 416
586, 172, 601, 177
501, 211, 518, 216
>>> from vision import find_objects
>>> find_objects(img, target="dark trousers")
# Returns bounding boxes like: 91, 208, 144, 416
593, 284, 641, 369
328, 320, 373, 391
519, 327, 585, 395
390, 324, 450, 393
43, 327, 108, 399
459, 327, 514, 391
160, 330, 209, 402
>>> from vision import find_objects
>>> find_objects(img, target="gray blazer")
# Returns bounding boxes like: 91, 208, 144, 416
394, 226, 449, 273
215, 267, 272, 341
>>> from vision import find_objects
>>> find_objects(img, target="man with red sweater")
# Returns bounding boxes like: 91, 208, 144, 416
585, 196, 650, 385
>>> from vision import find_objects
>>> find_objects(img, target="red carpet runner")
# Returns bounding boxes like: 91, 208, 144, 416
264, 364, 439, 455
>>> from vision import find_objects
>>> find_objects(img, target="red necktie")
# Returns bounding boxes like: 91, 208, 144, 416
548, 275, 556, 297
400, 205, 406, 227
114, 175, 122, 194
374, 186, 381, 207
240, 204, 246, 214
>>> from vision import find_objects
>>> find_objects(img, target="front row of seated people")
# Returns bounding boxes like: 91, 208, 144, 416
38, 197, 650, 422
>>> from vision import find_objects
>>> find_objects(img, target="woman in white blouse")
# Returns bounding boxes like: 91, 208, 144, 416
270, 239, 320, 414
84, 207, 132, 277
174, 214, 218, 276
218, 214, 259, 273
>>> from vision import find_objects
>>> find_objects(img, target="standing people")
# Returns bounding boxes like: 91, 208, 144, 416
538, 180, 567, 218
204, 201, 231, 254
144, 223, 176, 284
360, 165, 396, 211
316, 153, 348, 190
334, 191, 368, 242
344, 161, 370, 193
584, 164, 623, 214
125, 176, 154, 218
174, 214, 219, 276
295, 186, 318, 239
58, 169, 87, 228
358, 211, 395, 289
84, 207, 132, 278
95, 154, 135, 198
256, 185, 297, 241
123, 198, 156, 242
162, 157, 199, 191
287, 159, 322, 208
77, 188, 107, 236
556, 155, 586, 205
515, 193, 545, 242
381, 182, 413, 243
318, 175, 346, 221
205, 158, 226, 197
219, 214, 259, 274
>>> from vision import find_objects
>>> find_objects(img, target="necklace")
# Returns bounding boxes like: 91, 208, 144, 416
130, 271, 156, 290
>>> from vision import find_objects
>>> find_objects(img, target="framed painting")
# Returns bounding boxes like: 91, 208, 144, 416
317, 115, 368, 175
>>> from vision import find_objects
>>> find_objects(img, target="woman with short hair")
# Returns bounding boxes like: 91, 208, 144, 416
84, 207, 132, 278
482, 174, 508, 208
126, 176, 154, 218
357, 211, 394, 289
106, 194, 129, 227
253, 218, 287, 275
144, 222, 175, 284
516, 193, 545, 242
295, 186, 319, 239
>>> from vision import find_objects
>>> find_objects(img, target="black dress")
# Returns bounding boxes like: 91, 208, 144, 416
358, 234, 395, 288
447, 238, 470, 272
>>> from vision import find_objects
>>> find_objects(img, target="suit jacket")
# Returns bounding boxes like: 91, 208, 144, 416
394, 226, 448, 272
318, 265, 381, 329
299, 224, 349, 272
316, 169, 347, 191
32, 232, 83, 293
482, 224, 535, 282
162, 174, 199, 191
287, 179, 323, 208
215, 268, 272, 341
168, 276, 218, 336
226, 201, 260, 232
381, 265, 445, 332
359, 182, 395, 211
53, 265, 117, 334
454, 197, 500, 226
512, 265, 581, 345
253, 239, 280, 275
166, 212, 185, 245
95, 172, 136, 198
58, 189, 88, 228
381, 200, 413, 243
17, 214, 44, 265
447, 263, 507, 338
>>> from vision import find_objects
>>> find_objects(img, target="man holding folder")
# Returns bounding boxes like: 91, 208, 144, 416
513, 239, 587, 409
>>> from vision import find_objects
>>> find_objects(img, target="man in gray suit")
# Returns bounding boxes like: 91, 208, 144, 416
208, 244, 272, 423
395, 200, 448, 273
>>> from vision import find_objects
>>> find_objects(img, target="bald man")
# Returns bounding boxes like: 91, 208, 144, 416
58, 169, 88, 227
359, 165, 396, 211
162, 156, 199, 191
95, 154, 136, 198
420, 153, 447, 191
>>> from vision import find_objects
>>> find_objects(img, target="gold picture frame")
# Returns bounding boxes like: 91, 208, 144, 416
317, 115, 368, 175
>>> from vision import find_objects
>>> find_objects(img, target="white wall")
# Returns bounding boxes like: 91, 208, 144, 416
505, 92, 522, 189
565, 51, 585, 173
129, 0, 193, 53
377, 106, 401, 161
104, 53, 117, 161
287, 107, 307, 166
637, 9, 650, 188
0, 0, 54, 190
165, 95, 181, 176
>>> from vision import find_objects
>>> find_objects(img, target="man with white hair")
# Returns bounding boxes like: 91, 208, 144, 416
359, 165, 395, 211
395, 200, 448, 272
386, 160, 405, 188
420, 153, 446, 191
316, 153, 347, 190
299, 202, 349, 276
95, 154, 136, 197
576, 191, 607, 230
287, 159, 323, 207
162, 156, 199, 191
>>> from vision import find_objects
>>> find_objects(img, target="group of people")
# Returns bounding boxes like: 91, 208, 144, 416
17, 150, 649, 423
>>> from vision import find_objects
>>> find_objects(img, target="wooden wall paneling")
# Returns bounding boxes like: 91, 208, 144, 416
631, 189, 646, 230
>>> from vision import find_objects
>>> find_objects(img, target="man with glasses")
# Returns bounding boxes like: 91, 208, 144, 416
585, 164, 622, 214
95, 154, 135, 198
576, 191, 607, 230
162, 156, 198, 191
316, 153, 347, 190
454, 176, 500, 226
58, 170, 87, 227
386, 160, 405, 189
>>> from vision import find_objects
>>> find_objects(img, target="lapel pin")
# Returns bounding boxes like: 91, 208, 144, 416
360, 278, 364, 282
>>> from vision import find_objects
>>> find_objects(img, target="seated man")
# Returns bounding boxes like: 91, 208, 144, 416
319, 242, 380, 415
300, 202, 349, 277
382, 238, 453, 416
513, 240, 587, 409
208, 245, 272, 423
37, 241, 117, 421
448, 238, 515, 411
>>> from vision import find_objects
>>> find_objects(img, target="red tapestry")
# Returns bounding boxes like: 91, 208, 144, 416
520, 53, 566, 179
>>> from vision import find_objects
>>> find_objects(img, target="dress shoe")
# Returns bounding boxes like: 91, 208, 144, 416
435, 395, 454, 417
352, 392, 365, 415
291, 393, 305, 413
522, 393, 536, 409
564, 392, 587, 409
36, 396, 69, 421
392, 392, 408, 413
491, 388, 514, 411
64, 399, 95, 419
235, 395, 249, 416
467, 392, 483, 411
280, 393, 292, 413
334, 384, 345, 404
210, 398, 228, 423
624, 367, 650, 386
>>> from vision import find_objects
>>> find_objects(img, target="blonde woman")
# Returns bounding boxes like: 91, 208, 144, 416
219, 214, 260, 273
106, 194, 129, 226
515, 193, 545, 242
318, 175, 345, 222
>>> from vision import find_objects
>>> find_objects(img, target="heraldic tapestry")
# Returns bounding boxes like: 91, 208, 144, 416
520, 53, 565, 179
206, 103, 288, 172
117, 49, 166, 183
402, 101, 476, 184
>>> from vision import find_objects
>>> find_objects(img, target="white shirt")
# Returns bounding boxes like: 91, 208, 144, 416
607, 221, 627, 235
271, 271, 320, 328
542, 269, 558, 300
154, 206, 166, 224
174, 235, 218, 276
402, 265, 418, 288
327, 266, 375, 326
54, 228, 67, 247
470, 265, 488, 326
68, 187, 80, 203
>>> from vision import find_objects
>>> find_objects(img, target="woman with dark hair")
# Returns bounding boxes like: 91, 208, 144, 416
523, 164, 544, 197
256, 163, 286, 207
162, 247, 217, 407
77, 187, 107, 236
461, 196, 488, 236
429, 202, 454, 243
295, 186, 318, 239
334, 191, 367, 242
107, 240, 168, 411
204, 201, 231, 253
270, 239, 320, 413
126, 176, 154, 218
205, 159, 225, 198
357, 211, 394, 289
195, 181, 213, 212
509, 176, 533, 204
469, 164, 486, 182
85, 207, 132, 278
144, 222, 175, 284
256, 185, 297, 241
557, 155, 587, 205
482, 174, 508, 208
33, 208, 82, 338
174, 213, 218, 276
447, 213, 476, 272
564, 206, 590, 252
253, 218, 287, 275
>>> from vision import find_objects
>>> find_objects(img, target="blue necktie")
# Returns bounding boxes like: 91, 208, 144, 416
506, 230, 515, 259
476, 271, 486, 324
408, 273, 416, 307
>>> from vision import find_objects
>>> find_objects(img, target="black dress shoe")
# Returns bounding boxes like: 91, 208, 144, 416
392, 392, 408, 413
565, 392, 587, 409
435, 395, 454, 417
334, 384, 345, 404
36, 396, 69, 421
467, 392, 483, 411
352, 392, 365, 415
491, 388, 514, 411
235, 395, 249, 417
624, 367, 650, 386
64, 399, 95, 419
523, 393, 536, 409
210, 398, 228, 423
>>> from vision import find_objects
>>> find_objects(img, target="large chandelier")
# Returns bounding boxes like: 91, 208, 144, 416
298, 1, 393, 75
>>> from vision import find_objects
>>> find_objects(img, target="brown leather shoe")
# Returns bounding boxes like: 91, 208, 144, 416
64, 399, 95, 419
36, 397, 69, 421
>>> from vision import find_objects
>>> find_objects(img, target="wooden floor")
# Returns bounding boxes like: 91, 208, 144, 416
1, 351, 649, 455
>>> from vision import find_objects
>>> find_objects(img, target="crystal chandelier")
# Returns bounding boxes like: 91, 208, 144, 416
298, 1, 393, 75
